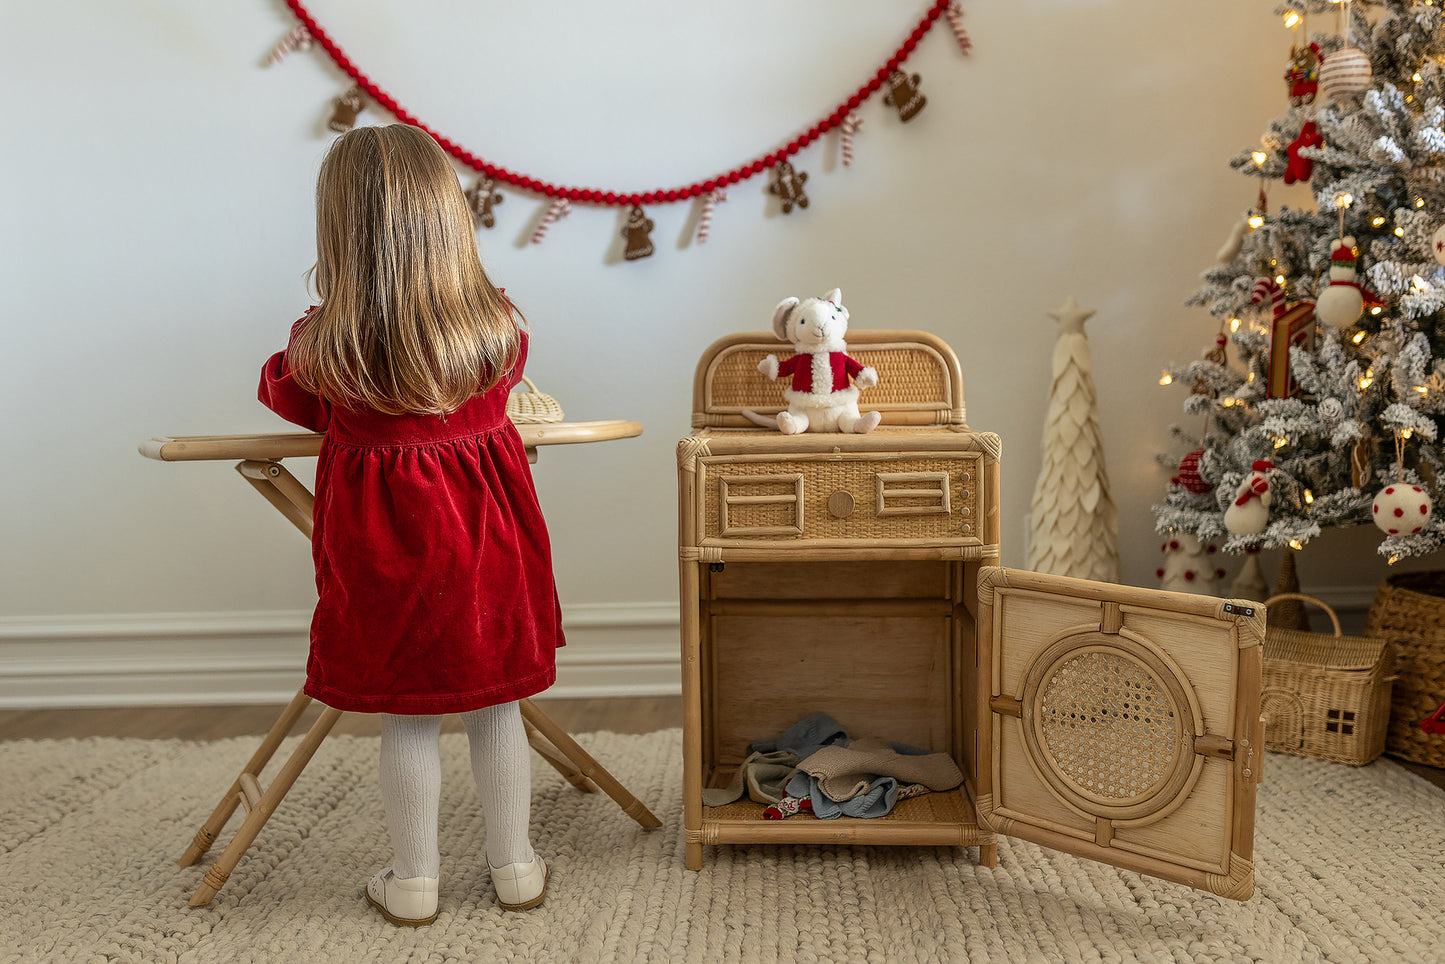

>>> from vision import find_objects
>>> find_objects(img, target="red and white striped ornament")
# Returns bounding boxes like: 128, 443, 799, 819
266, 25, 313, 66
945, 2, 972, 54
1319, 46, 1372, 103
696, 189, 727, 245
530, 198, 571, 245
840, 113, 863, 168
1249, 277, 1286, 316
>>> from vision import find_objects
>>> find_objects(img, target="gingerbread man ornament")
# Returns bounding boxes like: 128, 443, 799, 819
882, 70, 927, 122
621, 205, 655, 260
328, 85, 366, 133
465, 177, 504, 229
769, 161, 809, 214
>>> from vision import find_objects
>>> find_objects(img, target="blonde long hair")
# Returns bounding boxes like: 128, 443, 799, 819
288, 124, 521, 415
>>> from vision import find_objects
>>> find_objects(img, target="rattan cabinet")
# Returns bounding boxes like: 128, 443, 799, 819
678, 331, 1266, 900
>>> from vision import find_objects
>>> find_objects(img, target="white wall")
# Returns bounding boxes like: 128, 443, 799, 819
0, 1, 1423, 705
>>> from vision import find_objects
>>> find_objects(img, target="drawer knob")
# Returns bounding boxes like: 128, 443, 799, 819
827, 491, 856, 519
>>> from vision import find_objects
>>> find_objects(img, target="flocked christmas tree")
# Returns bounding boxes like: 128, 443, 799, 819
1156, 0, 1445, 566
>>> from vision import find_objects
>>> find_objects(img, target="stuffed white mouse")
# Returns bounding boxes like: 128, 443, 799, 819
743, 288, 881, 434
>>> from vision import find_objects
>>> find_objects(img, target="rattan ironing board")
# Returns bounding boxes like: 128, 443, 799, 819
141, 419, 658, 906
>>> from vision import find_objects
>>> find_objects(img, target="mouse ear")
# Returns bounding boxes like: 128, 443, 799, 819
823, 288, 842, 305
772, 298, 800, 340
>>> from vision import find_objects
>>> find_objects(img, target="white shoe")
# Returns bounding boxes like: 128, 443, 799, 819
365, 867, 439, 926
488, 854, 548, 911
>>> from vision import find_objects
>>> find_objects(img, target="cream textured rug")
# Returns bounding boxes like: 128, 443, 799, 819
2, 729, 1443, 964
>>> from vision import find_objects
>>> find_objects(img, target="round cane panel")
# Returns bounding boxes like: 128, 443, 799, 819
1019, 633, 1201, 822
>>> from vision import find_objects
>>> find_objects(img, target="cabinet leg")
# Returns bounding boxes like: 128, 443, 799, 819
686, 841, 703, 871
978, 843, 998, 868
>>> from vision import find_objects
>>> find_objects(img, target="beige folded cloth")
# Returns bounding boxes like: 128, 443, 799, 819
797, 737, 963, 802
701, 749, 800, 807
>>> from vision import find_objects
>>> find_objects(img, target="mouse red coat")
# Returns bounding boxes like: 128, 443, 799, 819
259, 315, 564, 714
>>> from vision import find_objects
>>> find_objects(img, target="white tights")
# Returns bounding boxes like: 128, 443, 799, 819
378, 702, 534, 879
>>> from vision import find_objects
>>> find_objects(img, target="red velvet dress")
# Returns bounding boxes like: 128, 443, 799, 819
259, 317, 564, 714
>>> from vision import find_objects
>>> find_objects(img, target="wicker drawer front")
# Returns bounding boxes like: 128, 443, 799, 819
696, 452, 983, 545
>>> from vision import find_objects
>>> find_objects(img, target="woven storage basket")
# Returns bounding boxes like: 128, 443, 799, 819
1362, 571, 1445, 765
1260, 593, 1394, 766
505, 375, 564, 424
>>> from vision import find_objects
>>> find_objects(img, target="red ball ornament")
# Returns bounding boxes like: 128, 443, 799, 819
1172, 449, 1215, 494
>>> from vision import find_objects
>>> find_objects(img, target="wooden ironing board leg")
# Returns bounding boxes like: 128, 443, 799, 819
156, 443, 660, 905
524, 716, 600, 793
188, 701, 344, 906
178, 687, 315, 868
519, 698, 663, 829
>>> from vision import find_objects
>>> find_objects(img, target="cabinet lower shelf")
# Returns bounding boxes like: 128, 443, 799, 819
697, 769, 995, 850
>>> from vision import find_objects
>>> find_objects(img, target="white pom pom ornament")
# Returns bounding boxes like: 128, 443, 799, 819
1319, 46, 1372, 103
1372, 483, 1432, 535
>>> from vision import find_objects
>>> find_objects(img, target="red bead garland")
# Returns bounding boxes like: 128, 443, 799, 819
282, 0, 950, 207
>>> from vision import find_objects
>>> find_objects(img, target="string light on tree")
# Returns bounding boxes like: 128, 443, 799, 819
1154, 0, 1445, 562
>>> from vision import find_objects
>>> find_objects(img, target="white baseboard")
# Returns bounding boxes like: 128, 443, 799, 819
0, 586, 1377, 710
0, 604, 680, 709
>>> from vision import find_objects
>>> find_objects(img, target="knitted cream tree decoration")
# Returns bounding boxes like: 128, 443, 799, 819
1027, 297, 1121, 582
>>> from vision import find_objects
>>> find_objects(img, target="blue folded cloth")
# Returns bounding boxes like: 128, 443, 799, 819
747, 712, 850, 760
785, 770, 902, 820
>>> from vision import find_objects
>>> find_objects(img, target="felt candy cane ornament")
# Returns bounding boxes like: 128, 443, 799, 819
695, 190, 727, 245
945, 2, 973, 54
840, 114, 863, 168
530, 198, 571, 245
266, 25, 312, 66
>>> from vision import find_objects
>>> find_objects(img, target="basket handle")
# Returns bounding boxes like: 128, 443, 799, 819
516, 374, 537, 393
1263, 593, 1342, 636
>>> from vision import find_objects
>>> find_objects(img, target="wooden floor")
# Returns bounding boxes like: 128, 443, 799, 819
0, 696, 1440, 793
0, 696, 683, 742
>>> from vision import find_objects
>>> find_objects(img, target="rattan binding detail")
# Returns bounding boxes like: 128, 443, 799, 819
1362, 572, 1445, 765
506, 375, 564, 423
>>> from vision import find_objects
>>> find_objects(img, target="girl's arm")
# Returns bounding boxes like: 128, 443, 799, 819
258, 313, 331, 433
503, 325, 530, 391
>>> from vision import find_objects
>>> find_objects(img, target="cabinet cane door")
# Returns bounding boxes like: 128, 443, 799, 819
974, 567, 1265, 900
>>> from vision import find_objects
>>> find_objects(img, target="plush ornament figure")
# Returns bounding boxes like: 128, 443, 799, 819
1372, 483, 1433, 535
1285, 42, 1321, 107
1216, 213, 1250, 263
1319, 46, 1372, 104
1315, 237, 1366, 328
1157, 533, 1227, 596
1284, 121, 1323, 185
743, 288, 881, 434
1173, 448, 1215, 494
1224, 459, 1274, 536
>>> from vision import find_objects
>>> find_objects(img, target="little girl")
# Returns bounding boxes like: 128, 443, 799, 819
259, 124, 561, 924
